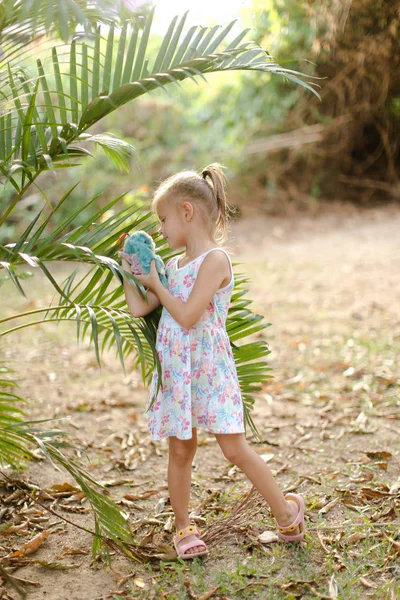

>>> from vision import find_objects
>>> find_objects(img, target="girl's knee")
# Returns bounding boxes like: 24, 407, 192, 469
217, 435, 248, 466
169, 436, 197, 466
222, 446, 244, 466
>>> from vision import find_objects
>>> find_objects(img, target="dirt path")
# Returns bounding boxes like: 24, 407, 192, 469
1, 205, 399, 599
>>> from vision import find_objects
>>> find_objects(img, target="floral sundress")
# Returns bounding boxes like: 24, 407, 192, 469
146, 248, 244, 441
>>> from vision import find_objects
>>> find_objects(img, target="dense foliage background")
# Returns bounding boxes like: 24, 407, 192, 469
2, 0, 398, 246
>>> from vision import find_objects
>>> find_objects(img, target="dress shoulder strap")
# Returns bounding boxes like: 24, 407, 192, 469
202, 246, 231, 261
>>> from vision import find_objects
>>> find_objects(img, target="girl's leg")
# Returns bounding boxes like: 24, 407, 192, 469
168, 429, 205, 556
215, 433, 300, 531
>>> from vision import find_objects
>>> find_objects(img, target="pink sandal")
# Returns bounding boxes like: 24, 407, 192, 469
173, 525, 208, 559
275, 493, 306, 542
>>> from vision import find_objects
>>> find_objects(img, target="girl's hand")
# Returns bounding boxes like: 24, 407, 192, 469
121, 257, 131, 273
122, 256, 143, 276
135, 260, 160, 291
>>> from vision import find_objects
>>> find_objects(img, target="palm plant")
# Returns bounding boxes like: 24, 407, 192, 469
0, 0, 319, 559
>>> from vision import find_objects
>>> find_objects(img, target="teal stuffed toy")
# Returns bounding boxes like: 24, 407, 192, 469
118, 230, 168, 288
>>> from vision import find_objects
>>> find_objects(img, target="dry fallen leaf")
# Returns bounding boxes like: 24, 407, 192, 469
384, 534, 400, 554
184, 577, 220, 600
370, 504, 397, 522
346, 532, 366, 544
50, 483, 80, 493
313, 496, 329, 509
259, 453, 274, 463
258, 531, 279, 544
197, 587, 221, 600
0, 522, 29, 536
30, 559, 80, 570
316, 531, 330, 553
154, 497, 168, 514
349, 473, 374, 483
155, 545, 178, 561
10, 529, 51, 558
318, 497, 340, 515
227, 465, 239, 478
389, 478, 400, 494
124, 486, 167, 501
57, 547, 88, 557
365, 451, 392, 460
99, 477, 133, 487
374, 373, 396, 386
359, 577, 378, 589
376, 462, 388, 470
279, 579, 319, 593
293, 433, 312, 447
329, 575, 339, 599
163, 515, 174, 533
119, 498, 141, 510
361, 487, 391, 499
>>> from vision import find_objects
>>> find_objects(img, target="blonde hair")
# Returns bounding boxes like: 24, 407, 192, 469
151, 163, 231, 243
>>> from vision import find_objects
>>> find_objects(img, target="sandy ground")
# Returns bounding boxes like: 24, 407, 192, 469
1, 203, 399, 599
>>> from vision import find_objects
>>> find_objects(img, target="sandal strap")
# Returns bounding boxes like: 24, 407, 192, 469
278, 524, 299, 533
175, 524, 200, 541
276, 493, 305, 533
177, 539, 207, 555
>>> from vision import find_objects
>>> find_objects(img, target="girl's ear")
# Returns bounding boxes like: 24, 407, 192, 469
182, 201, 194, 222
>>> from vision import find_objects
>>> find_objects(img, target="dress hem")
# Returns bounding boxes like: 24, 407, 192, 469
149, 424, 245, 442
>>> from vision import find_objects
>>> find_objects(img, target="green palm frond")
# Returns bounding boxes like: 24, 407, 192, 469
1, 184, 271, 436
26, 439, 138, 562
0, 8, 320, 223
0, 0, 120, 46
79, 133, 136, 172
228, 272, 272, 438
1, 234, 270, 440
0, 364, 33, 465
0, 303, 160, 382
0, 363, 140, 561
0, 189, 165, 384
0, 185, 154, 289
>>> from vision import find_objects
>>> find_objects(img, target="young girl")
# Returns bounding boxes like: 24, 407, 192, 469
121, 164, 305, 559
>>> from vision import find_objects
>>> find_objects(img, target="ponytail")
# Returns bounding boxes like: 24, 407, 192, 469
201, 163, 229, 243
153, 162, 232, 244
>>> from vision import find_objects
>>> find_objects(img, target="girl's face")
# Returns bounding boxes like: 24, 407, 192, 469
157, 201, 187, 249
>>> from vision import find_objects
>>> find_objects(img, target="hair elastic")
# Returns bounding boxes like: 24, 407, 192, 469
202, 169, 219, 208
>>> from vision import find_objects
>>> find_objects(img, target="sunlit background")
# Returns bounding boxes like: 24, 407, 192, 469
152, 0, 251, 29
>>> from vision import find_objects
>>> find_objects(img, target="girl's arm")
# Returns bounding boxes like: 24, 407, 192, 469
136, 252, 230, 329
121, 258, 161, 318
